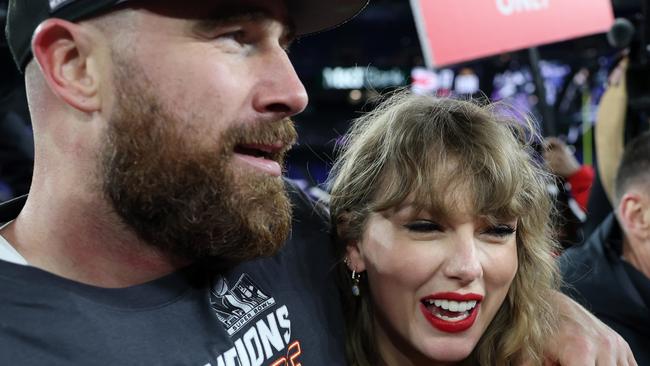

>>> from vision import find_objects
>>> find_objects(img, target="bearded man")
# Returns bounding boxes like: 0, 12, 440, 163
0, 0, 638, 365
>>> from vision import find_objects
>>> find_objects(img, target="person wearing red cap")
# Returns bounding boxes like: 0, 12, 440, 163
0, 0, 636, 365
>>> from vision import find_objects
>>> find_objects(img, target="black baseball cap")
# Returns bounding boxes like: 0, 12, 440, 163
6, 0, 368, 72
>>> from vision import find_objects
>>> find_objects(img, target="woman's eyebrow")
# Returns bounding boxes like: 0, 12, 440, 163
478, 214, 518, 224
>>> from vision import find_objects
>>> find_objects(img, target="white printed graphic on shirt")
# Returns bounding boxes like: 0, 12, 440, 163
210, 274, 276, 336
208, 274, 302, 366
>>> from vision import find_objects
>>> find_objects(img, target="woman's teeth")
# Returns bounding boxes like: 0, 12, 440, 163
424, 299, 478, 312
423, 299, 478, 321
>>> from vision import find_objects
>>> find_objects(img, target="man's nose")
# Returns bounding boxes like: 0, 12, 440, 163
442, 235, 483, 285
252, 48, 309, 118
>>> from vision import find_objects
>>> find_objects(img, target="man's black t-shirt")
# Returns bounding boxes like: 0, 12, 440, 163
0, 182, 346, 365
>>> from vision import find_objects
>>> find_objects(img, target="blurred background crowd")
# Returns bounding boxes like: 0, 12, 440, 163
2, 0, 650, 359
1, 0, 649, 247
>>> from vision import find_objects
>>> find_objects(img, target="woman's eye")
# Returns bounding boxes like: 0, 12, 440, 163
403, 221, 442, 233
483, 225, 516, 238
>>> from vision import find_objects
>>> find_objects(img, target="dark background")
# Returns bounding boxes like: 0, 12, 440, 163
1, 0, 648, 196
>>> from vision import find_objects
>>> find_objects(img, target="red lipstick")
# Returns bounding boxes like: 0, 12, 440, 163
422, 292, 483, 302
420, 292, 483, 333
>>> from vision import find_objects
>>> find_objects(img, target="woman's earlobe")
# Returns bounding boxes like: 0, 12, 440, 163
345, 242, 366, 273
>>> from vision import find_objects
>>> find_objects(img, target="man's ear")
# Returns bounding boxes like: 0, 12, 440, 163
639, 193, 650, 240
619, 192, 649, 239
32, 18, 102, 112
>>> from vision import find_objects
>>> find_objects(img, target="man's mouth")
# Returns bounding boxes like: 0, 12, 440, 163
233, 143, 286, 176
419, 293, 483, 333
234, 143, 280, 160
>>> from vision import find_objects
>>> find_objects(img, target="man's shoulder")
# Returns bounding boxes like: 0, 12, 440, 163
275, 179, 336, 273
285, 179, 329, 230
559, 214, 627, 311
559, 214, 618, 277
559, 245, 603, 301
560, 239, 603, 272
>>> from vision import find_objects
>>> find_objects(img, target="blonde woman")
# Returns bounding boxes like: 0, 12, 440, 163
329, 92, 559, 365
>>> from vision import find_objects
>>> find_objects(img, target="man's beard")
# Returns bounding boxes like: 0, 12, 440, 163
100, 66, 296, 262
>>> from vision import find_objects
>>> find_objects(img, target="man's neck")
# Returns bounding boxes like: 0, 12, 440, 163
622, 236, 650, 279
0, 193, 190, 288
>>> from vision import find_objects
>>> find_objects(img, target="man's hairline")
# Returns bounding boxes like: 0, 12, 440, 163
615, 177, 650, 211
24, 0, 298, 69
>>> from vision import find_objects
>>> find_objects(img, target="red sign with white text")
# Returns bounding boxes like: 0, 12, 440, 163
410, 0, 614, 67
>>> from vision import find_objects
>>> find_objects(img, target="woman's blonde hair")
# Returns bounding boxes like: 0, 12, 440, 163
329, 91, 560, 365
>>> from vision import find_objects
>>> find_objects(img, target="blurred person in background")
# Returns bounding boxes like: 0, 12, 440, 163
561, 131, 650, 364
0, 0, 638, 364
588, 57, 629, 233
544, 137, 594, 213
543, 137, 594, 248
588, 57, 650, 237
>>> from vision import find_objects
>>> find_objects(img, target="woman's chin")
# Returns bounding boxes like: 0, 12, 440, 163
417, 338, 478, 363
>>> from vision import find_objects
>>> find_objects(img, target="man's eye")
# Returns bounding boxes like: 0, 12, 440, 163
220, 30, 246, 42
403, 221, 442, 233
483, 225, 516, 238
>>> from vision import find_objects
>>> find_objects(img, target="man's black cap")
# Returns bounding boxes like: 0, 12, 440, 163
6, 0, 368, 72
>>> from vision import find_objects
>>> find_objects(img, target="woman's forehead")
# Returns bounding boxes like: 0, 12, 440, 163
373, 174, 520, 220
